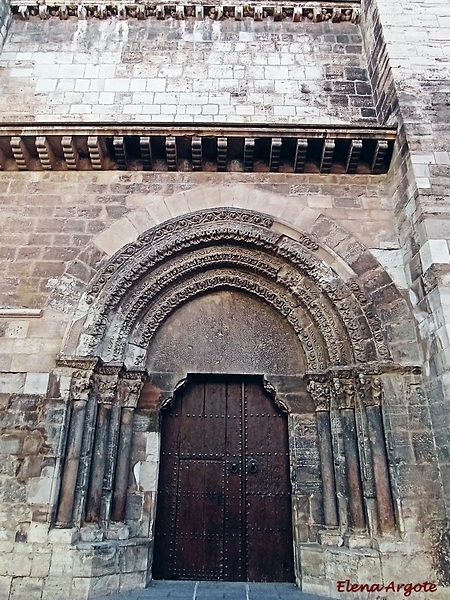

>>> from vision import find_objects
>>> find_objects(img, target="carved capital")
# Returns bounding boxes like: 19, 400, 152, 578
117, 370, 146, 408
371, 376, 382, 406
332, 376, 355, 410
307, 379, 331, 412
93, 364, 122, 405
69, 368, 94, 402
356, 373, 382, 407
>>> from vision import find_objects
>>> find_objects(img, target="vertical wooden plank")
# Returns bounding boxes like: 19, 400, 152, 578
245, 380, 294, 582
224, 381, 244, 581
152, 386, 183, 579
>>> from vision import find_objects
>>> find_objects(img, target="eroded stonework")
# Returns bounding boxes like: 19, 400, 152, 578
1, 1, 450, 598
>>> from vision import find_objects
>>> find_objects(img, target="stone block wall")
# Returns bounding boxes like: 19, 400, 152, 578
0, 17, 376, 123
361, 0, 450, 530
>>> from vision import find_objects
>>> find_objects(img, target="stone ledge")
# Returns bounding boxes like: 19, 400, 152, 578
0, 308, 43, 318
0, 122, 396, 175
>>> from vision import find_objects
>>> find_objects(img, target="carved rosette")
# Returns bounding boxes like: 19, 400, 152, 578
307, 379, 331, 412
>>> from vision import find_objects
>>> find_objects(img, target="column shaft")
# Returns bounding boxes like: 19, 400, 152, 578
367, 404, 396, 532
341, 408, 366, 529
111, 407, 135, 522
316, 411, 338, 526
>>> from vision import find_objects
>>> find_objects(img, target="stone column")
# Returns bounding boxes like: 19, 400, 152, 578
307, 378, 338, 527
332, 377, 366, 530
111, 371, 146, 523
363, 375, 395, 533
355, 372, 379, 535
85, 364, 122, 524
55, 359, 97, 526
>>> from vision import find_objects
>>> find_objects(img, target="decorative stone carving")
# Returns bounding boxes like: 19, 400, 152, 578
307, 380, 331, 412
75, 210, 396, 371
92, 365, 122, 405
356, 373, 382, 407
11, 3, 361, 24
332, 377, 355, 410
117, 371, 146, 408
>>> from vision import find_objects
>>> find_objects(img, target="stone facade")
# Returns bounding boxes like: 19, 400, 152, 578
0, 1, 449, 599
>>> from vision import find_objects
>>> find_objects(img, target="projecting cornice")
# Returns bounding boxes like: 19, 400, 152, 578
0, 122, 396, 174
11, 1, 361, 23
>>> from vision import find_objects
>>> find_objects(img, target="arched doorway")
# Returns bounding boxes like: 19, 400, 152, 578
53, 208, 422, 593
152, 375, 294, 582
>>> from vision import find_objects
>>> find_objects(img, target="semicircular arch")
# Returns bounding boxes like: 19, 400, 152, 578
71, 208, 415, 374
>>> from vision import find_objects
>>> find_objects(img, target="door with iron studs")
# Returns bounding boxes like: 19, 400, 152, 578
153, 376, 294, 582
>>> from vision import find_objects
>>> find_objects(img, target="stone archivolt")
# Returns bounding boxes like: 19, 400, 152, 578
78, 208, 392, 370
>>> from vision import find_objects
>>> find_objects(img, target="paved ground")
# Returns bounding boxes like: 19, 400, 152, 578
96, 581, 330, 600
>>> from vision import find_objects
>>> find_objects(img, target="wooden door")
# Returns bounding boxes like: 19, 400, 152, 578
152, 376, 294, 582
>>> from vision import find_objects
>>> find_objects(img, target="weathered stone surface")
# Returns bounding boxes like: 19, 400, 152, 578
0, 2, 450, 598
0, 18, 375, 124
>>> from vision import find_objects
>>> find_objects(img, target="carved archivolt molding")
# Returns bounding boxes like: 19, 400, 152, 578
93, 247, 352, 369
75, 209, 395, 369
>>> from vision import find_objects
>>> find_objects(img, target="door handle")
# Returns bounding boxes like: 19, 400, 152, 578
228, 461, 241, 474
248, 459, 258, 474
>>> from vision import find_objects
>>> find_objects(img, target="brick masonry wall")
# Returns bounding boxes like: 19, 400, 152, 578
0, 0, 11, 52
0, 17, 376, 123
361, 0, 450, 525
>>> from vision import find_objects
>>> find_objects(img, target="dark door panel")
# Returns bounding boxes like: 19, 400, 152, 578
153, 376, 294, 582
